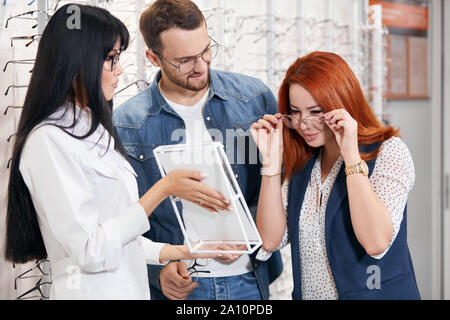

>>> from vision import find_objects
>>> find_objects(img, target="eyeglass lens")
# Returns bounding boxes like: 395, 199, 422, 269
179, 44, 218, 74
105, 53, 120, 71
281, 114, 324, 130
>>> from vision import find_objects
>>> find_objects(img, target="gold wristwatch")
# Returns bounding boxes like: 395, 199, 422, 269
345, 160, 369, 176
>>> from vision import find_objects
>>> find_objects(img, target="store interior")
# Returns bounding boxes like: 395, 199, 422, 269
0, 0, 448, 300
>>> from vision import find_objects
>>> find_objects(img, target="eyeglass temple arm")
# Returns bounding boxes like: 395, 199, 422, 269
16, 281, 51, 300
2, 60, 33, 72
6, 10, 50, 28
4, 106, 23, 115
25, 39, 35, 47
3, 61, 11, 72
5, 86, 27, 96
115, 80, 149, 96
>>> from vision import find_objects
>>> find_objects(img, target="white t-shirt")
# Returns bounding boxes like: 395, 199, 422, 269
160, 88, 253, 277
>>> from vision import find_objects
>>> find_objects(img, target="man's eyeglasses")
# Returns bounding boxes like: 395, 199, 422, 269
105, 50, 121, 72
187, 259, 211, 282
153, 38, 219, 75
281, 112, 325, 130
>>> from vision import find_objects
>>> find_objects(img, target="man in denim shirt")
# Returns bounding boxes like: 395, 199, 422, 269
113, 0, 282, 300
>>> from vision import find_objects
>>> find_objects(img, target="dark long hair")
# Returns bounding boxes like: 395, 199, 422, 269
5, 4, 129, 263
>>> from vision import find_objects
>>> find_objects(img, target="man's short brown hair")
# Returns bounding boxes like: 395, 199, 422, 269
140, 0, 205, 54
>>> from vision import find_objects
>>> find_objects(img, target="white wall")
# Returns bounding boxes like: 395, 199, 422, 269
0, 0, 44, 300
389, 100, 433, 299
443, 0, 450, 300
386, 0, 443, 300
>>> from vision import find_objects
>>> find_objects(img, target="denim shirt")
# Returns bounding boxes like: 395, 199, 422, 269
113, 69, 282, 300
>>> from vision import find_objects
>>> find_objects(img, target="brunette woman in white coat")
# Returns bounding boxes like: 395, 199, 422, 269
5, 4, 230, 299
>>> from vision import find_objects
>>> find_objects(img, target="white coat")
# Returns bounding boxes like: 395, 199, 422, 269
19, 105, 167, 299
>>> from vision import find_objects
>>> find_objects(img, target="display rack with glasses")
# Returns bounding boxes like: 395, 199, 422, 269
0, 0, 53, 300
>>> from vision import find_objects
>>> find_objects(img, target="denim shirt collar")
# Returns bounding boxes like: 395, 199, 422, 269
148, 69, 229, 116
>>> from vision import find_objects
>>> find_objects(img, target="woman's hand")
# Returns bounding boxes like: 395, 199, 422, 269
187, 244, 246, 262
323, 109, 360, 165
166, 244, 244, 262
250, 113, 284, 176
162, 170, 231, 213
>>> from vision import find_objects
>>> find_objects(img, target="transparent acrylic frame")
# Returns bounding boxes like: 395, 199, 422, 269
153, 142, 263, 254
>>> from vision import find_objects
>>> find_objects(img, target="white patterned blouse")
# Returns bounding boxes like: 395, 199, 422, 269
256, 137, 415, 300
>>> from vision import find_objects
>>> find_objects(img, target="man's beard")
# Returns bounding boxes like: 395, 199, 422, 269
162, 64, 210, 92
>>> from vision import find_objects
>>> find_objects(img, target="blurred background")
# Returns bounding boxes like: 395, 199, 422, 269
0, 0, 448, 300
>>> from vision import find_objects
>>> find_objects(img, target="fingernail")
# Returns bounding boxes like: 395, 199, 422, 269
200, 172, 209, 178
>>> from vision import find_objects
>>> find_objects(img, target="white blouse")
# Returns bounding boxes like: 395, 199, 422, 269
256, 137, 415, 300
19, 105, 168, 300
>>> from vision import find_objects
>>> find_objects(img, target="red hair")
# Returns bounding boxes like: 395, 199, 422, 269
280, 51, 399, 180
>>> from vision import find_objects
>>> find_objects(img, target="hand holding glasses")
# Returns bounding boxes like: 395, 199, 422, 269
250, 114, 284, 176
281, 113, 325, 130
187, 259, 211, 282
250, 110, 325, 176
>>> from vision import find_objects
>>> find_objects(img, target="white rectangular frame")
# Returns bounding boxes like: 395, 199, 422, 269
153, 142, 263, 254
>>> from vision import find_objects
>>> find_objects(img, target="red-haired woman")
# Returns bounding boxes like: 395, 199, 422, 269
250, 51, 420, 300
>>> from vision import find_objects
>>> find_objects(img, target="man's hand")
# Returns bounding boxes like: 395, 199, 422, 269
160, 261, 197, 300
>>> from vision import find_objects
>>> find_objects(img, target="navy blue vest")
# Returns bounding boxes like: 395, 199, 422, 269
287, 145, 420, 300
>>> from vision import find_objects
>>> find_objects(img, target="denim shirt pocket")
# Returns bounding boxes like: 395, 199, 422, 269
232, 118, 261, 159
232, 116, 263, 134
124, 144, 156, 162
228, 119, 262, 196
123, 144, 162, 194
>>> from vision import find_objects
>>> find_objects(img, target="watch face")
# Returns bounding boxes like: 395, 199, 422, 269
361, 161, 369, 175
